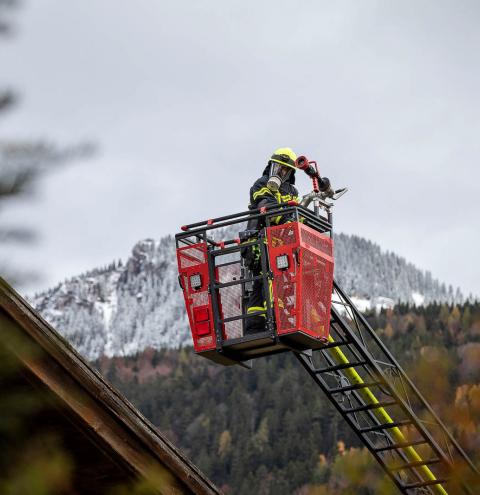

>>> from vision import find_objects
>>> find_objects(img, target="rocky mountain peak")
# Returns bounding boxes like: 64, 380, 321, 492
32, 232, 462, 360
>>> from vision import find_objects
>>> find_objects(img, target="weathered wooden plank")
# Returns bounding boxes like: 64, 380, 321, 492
0, 277, 222, 495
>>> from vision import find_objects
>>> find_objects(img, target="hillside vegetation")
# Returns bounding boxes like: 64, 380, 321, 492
96, 302, 480, 494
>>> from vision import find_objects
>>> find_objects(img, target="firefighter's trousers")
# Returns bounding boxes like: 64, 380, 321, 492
245, 274, 276, 335
245, 278, 267, 335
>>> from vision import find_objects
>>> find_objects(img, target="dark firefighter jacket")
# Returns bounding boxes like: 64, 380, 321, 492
246, 165, 299, 231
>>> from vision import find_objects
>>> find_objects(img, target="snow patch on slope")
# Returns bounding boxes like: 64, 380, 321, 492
336, 295, 395, 314
412, 292, 425, 306
32, 233, 462, 360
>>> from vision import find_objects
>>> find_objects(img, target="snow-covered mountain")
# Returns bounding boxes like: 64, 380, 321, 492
32, 233, 462, 360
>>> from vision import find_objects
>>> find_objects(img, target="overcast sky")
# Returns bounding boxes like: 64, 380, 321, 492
2, 0, 480, 297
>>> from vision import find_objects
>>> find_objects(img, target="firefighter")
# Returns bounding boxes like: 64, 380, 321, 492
242, 147, 299, 335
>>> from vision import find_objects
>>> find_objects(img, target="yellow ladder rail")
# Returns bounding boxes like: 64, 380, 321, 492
325, 335, 448, 495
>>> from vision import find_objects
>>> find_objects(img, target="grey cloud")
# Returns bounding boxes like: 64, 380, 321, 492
2, 0, 479, 295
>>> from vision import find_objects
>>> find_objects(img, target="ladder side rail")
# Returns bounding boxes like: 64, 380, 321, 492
332, 289, 439, 429
316, 335, 403, 439
325, 311, 477, 495
332, 310, 478, 493
327, 316, 390, 392
311, 348, 430, 488
331, 292, 392, 367
333, 280, 480, 479
295, 352, 411, 494
331, 306, 461, 480
314, 343, 391, 430
333, 284, 460, 442
306, 318, 453, 493
328, 311, 424, 414
332, 282, 399, 366
327, 312, 460, 493
326, 314, 427, 432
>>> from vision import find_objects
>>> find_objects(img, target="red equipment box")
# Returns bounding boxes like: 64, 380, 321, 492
267, 222, 334, 343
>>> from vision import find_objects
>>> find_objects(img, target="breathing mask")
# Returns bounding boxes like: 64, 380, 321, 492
267, 162, 293, 192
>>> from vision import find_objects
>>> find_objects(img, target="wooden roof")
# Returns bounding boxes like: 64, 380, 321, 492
0, 277, 222, 495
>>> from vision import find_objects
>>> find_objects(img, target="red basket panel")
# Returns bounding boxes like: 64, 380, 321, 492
300, 225, 333, 258
268, 222, 333, 341
179, 245, 206, 268
299, 249, 333, 339
268, 223, 298, 248
274, 271, 297, 333
176, 242, 216, 351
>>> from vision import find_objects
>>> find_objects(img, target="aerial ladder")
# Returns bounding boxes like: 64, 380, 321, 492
175, 157, 479, 494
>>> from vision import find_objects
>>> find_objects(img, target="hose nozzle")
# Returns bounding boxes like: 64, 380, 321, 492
295, 156, 310, 171
295, 156, 320, 192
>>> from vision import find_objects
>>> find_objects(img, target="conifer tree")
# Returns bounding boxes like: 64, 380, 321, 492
0, 2, 94, 284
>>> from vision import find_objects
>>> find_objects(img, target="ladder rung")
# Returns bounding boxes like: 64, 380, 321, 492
360, 420, 411, 433
391, 458, 441, 471
331, 299, 351, 307
315, 361, 367, 373
403, 478, 448, 490
344, 400, 397, 414
330, 381, 381, 394
375, 439, 427, 452
320, 340, 352, 350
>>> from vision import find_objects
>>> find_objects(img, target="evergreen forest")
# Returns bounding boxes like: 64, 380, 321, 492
96, 302, 480, 494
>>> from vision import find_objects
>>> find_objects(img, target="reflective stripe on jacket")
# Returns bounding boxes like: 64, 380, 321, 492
247, 175, 299, 230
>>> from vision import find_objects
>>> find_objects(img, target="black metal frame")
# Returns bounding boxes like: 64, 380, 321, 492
207, 234, 276, 352
176, 202, 332, 240
295, 281, 479, 494
175, 203, 333, 356
176, 202, 479, 494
